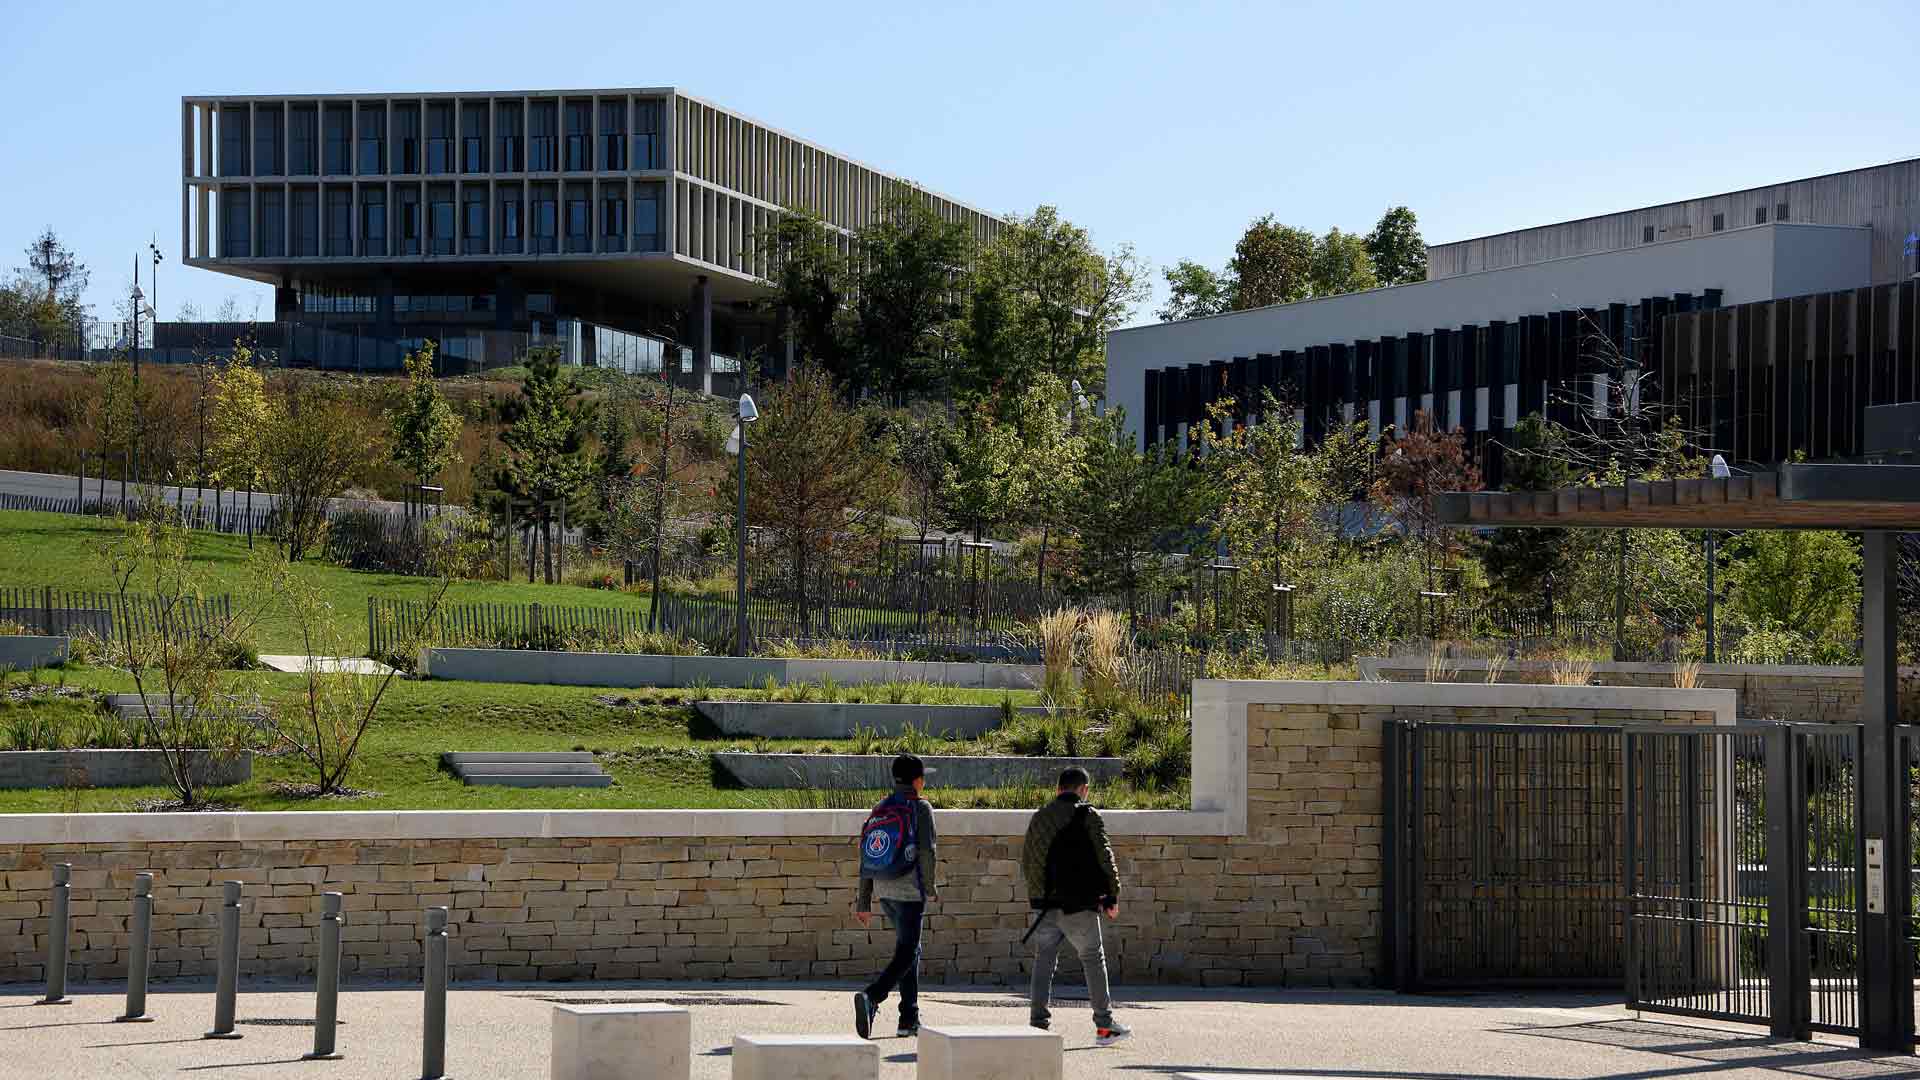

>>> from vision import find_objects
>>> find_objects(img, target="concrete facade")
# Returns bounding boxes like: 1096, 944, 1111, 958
0, 680, 1732, 987
694, 701, 1037, 739
712, 753, 1124, 790
0, 750, 252, 791
0, 635, 68, 670
420, 648, 1045, 692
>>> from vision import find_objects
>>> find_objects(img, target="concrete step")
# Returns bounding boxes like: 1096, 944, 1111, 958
442, 751, 598, 766
449, 761, 606, 776
460, 772, 614, 788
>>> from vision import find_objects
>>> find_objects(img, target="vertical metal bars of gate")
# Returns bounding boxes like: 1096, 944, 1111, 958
1383, 721, 1626, 990
1625, 723, 1865, 1040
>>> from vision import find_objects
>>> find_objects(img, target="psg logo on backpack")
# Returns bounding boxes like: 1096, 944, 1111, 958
859, 794, 917, 880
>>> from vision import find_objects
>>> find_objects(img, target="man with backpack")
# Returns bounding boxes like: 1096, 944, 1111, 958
853, 752, 937, 1039
1022, 766, 1131, 1045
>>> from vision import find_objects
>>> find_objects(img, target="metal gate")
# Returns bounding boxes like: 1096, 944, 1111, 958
1386, 718, 1866, 1039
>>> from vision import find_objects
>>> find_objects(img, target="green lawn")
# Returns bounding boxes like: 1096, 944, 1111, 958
0, 668, 1179, 813
0, 510, 652, 653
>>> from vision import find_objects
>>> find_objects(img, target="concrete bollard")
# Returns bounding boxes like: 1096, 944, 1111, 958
551, 1003, 691, 1080
305, 892, 345, 1060
117, 873, 156, 1022
916, 1025, 1064, 1080
36, 863, 73, 1006
421, 906, 453, 1079
730, 1034, 878, 1080
204, 881, 245, 1040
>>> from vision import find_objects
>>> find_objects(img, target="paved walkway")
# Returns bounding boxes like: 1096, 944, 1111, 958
256, 655, 396, 675
6, 983, 1920, 1079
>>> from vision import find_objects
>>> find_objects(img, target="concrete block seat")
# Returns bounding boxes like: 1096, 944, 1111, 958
917, 1026, 1063, 1080
440, 752, 613, 788
551, 1003, 690, 1080
731, 1034, 878, 1080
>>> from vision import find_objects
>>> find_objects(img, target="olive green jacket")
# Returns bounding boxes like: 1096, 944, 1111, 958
1021, 792, 1120, 910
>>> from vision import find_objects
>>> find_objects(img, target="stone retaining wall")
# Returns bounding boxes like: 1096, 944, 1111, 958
714, 753, 1124, 790
0, 750, 252, 790
0, 681, 1732, 987
1356, 657, 1897, 724
421, 649, 1045, 692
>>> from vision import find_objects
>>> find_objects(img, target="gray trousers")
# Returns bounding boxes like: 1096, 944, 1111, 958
1028, 909, 1113, 1029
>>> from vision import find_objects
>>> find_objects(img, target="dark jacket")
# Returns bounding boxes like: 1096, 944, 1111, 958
856, 784, 937, 912
1021, 792, 1120, 913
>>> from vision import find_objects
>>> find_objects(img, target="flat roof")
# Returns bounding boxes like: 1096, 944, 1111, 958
1435, 464, 1920, 531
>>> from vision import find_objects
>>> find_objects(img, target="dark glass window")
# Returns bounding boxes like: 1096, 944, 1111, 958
461, 102, 487, 172
565, 183, 591, 252
357, 104, 386, 174
633, 99, 660, 169
322, 105, 351, 174
633, 183, 662, 251
253, 106, 283, 176
324, 188, 352, 256
528, 101, 557, 171
360, 188, 386, 256
429, 184, 455, 255
599, 101, 626, 171
220, 188, 251, 256
564, 101, 592, 171
527, 293, 554, 315
257, 189, 285, 257
1776, 202, 1789, 221
394, 103, 421, 174
1711, 212, 1725, 232
291, 189, 319, 255
496, 102, 523, 171
463, 187, 489, 254
1642, 225, 1655, 243
219, 107, 250, 176
288, 105, 318, 175
531, 183, 558, 253
601, 188, 626, 252
426, 103, 454, 174
398, 186, 421, 255
497, 185, 523, 254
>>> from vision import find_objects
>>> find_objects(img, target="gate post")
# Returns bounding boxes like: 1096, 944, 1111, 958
1859, 531, 1913, 1051
1381, 720, 1404, 990
1763, 723, 1805, 1038
1623, 732, 1639, 1009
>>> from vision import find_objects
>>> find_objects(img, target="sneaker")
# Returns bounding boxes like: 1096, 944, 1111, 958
1030, 1019, 1050, 1031
853, 992, 873, 1040
1095, 1021, 1133, 1046
897, 1021, 919, 1038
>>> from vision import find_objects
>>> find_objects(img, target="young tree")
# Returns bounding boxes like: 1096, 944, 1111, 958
1157, 259, 1234, 322
493, 347, 599, 583
18, 228, 89, 350
1480, 413, 1577, 622
892, 411, 954, 547
207, 346, 270, 527
761, 209, 846, 378
387, 342, 462, 510
259, 375, 383, 561
731, 365, 899, 629
1228, 215, 1316, 309
1003, 373, 1086, 591
940, 405, 1026, 542
844, 191, 974, 398
1725, 530, 1861, 646
1372, 410, 1483, 597
603, 372, 707, 625
972, 206, 1146, 394
1310, 227, 1378, 296
1069, 411, 1204, 621
1365, 206, 1428, 286
1198, 392, 1329, 593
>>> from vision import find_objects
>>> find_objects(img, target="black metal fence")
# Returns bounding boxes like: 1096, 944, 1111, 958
0, 584, 232, 642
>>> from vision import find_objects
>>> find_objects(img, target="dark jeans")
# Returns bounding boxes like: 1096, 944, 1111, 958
863, 899, 924, 1024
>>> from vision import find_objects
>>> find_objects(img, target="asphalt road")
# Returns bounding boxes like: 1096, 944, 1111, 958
0, 468, 415, 519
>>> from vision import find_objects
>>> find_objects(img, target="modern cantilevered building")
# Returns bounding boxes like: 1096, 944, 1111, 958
176, 88, 1003, 381
1108, 156, 1920, 479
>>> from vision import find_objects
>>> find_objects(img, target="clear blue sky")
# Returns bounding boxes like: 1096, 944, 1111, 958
7, 0, 1919, 335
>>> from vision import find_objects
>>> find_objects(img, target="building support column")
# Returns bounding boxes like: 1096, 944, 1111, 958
692, 274, 712, 395
1860, 530, 1912, 1052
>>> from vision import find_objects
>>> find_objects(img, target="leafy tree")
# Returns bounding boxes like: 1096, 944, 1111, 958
1007, 374, 1087, 591
15, 228, 89, 349
1315, 418, 1379, 501
1310, 227, 1378, 296
603, 373, 708, 626
940, 404, 1026, 542
1366, 206, 1428, 286
1069, 410, 1204, 620
1228, 215, 1316, 309
844, 191, 974, 398
970, 205, 1146, 395
260, 377, 383, 561
1372, 409, 1482, 597
84, 360, 144, 501
890, 411, 954, 546
761, 210, 846, 378
386, 342, 462, 505
492, 347, 599, 583
730, 365, 899, 629
1198, 391, 1330, 592
1725, 530, 1861, 646
207, 348, 269, 505
953, 272, 1015, 402
1481, 414, 1577, 621
1158, 259, 1234, 321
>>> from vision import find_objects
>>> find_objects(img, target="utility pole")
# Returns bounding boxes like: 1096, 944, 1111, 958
130, 254, 144, 490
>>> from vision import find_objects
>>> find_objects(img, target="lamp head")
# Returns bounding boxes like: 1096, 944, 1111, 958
1709, 454, 1730, 479
737, 394, 759, 424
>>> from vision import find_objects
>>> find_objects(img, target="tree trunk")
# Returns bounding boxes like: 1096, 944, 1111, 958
1612, 528, 1629, 660
1036, 524, 1050, 594
542, 509, 555, 585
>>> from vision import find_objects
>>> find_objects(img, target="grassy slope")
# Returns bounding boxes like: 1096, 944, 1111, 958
0, 669, 1129, 813
0, 510, 651, 653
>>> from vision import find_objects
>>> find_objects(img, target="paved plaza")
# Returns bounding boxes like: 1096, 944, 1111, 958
6, 983, 1920, 1079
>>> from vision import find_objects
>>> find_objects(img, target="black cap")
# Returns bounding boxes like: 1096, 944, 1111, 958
892, 753, 932, 783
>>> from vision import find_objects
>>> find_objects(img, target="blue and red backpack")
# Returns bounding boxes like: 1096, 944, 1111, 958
859, 792, 920, 880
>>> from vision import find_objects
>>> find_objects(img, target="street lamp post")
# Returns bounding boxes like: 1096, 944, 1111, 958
130, 254, 144, 492
730, 394, 759, 657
